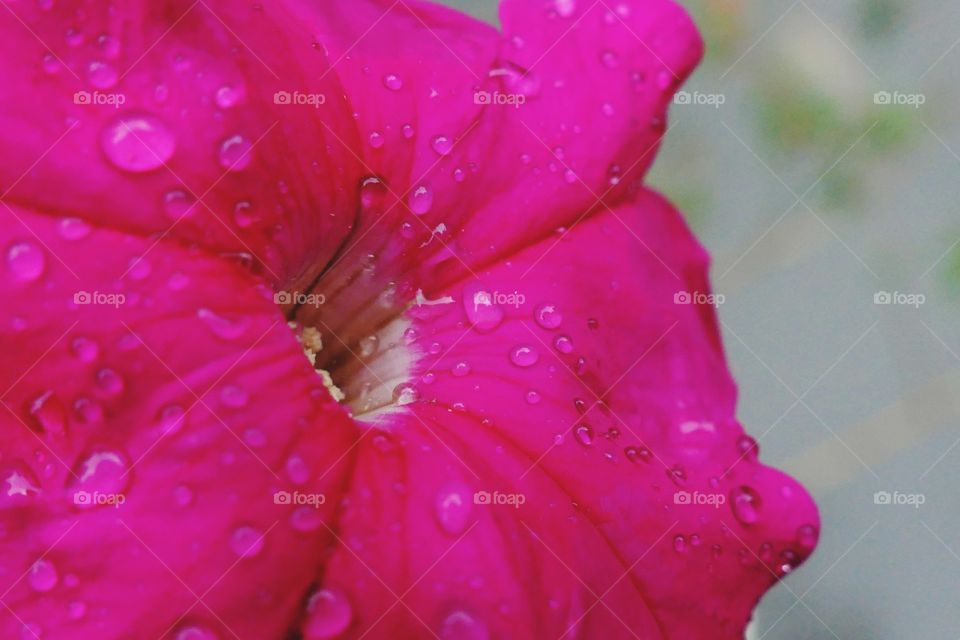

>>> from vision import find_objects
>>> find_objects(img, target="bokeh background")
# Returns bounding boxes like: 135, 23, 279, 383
441, 1, 960, 637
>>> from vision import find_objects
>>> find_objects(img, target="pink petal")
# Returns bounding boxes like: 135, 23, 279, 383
0, 206, 356, 638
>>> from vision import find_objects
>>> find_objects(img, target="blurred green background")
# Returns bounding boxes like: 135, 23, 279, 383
439, 0, 960, 637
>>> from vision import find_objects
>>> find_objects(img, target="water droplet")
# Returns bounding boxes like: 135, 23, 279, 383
358, 335, 379, 358
402, 123, 415, 139
69, 336, 99, 362
525, 390, 541, 405
218, 134, 253, 171
553, 335, 574, 354
96, 368, 124, 396
463, 285, 504, 332
29, 391, 67, 435
175, 625, 219, 640
197, 308, 250, 340
285, 455, 310, 484
6, 241, 45, 282
86, 60, 117, 88
383, 74, 403, 91
431, 135, 453, 156
509, 345, 539, 367
452, 361, 471, 377
440, 610, 489, 640
67, 600, 87, 620
220, 385, 248, 408
67, 449, 130, 507
303, 588, 353, 639
624, 445, 651, 463
797, 524, 818, 549
163, 190, 196, 220
534, 303, 562, 329
229, 525, 265, 558
600, 50, 620, 69
101, 115, 175, 172
392, 382, 420, 406
736, 435, 759, 461
574, 424, 593, 446
435, 484, 472, 535
409, 185, 433, 215
73, 397, 103, 424
730, 486, 761, 525
215, 85, 244, 109
673, 534, 686, 554
173, 484, 193, 507
368, 130, 385, 149
28, 559, 58, 592
586, 318, 599, 330
57, 217, 91, 240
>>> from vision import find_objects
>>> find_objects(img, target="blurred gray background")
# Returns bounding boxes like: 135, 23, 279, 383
441, 0, 960, 637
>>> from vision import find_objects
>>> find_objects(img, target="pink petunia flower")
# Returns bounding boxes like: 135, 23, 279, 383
0, 0, 818, 638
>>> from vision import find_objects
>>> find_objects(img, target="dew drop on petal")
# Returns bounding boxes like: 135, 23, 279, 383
392, 382, 420, 406
553, 335, 574, 354
29, 391, 67, 435
368, 131, 384, 149
197, 308, 250, 340
303, 588, 353, 639
215, 85, 244, 109
463, 285, 504, 332
574, 424, 594, 446
525, 390, 541, 405
218, 134, 253, 171
797, 524, 818, 549
229, 525, 265, 558
175, 625, 219, 640
534, 303, 562, 329
101, 115, 175, 173
70, 336, 99, 362
673, 535, 686, 554
163, 190, 195, 220
409, 185, 433, 215
57, 218, 91, 241
383, 74, 403, 91
67, 449, 129, 507
290, 507, 323, 533
219, 384, 248, 408
435, 484, 473, 535
440, 610, 489, 640
452, 361, 471, 377
86, 60, 117, 88
6, 241, 46, 282
509, 345, 539, 367
431, 135, 453, 156
730, 486, 761, 526
96, 368, 124, 396
736, 435, 759, 461
28, 559, 58, 592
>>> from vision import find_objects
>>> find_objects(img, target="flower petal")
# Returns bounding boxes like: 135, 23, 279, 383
0, 1, 365, 287
0, 207, 357, 637
312, 189, 818, 638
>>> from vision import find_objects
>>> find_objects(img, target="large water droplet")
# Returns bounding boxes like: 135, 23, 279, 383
383, 74, 403, 91
29, 391, 67, 436
409, 185, 433, 215
67, 449, 130, 508
431, 135, 453, 156
229, 525, 265, 558
218, 134, 253, 171
440, 610, 489, 640
730, 486, 761, 525
392, 382, 420, 406
28, 558, 58, 592
101, 115, 175, 172
435, 484, 473, 535
6, 241, 46, 282
303, 588, 353, 639
463, 285, 504, 332
534, 303, 562, 329
509, 345, 539, 367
